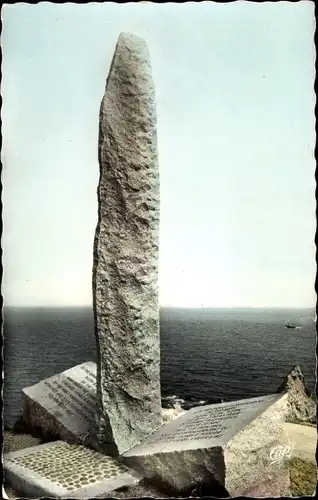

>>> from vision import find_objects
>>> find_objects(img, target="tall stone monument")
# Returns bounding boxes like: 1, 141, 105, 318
92, 33, 162, 456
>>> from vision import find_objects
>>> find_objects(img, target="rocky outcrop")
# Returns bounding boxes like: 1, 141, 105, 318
162, 403, 186, 423
277, 365, 316, 424
92, 32, 162, 456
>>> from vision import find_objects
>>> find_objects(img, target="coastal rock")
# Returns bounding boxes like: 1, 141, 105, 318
122, 393, 291, 497
277, 365, 316, 424
92, 32, 162, 456
162, 403, 186, 423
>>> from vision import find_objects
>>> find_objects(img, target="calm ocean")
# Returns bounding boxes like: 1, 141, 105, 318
3, 306, 316, 428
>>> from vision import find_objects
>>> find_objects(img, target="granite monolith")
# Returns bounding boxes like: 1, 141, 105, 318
92, 32, 162, 456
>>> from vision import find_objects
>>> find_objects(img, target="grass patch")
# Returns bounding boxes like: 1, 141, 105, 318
289, 456, 317, 496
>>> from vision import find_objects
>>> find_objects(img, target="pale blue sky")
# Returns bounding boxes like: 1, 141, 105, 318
2, 2, 316, 308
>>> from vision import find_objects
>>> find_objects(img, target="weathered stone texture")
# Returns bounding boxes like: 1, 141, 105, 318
277, 365, 316, 424
93, 32, 162, 456
222, 392, 291, 496
122, 394, 292, 497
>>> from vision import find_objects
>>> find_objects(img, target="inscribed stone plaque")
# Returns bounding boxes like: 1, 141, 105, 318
122, 393, 290, 497
123, 394, 283, 456
22, 362, 97, 443
4, 441, 142, 498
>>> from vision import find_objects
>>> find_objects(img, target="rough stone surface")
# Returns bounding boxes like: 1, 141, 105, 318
241, 472, 291, 497
277, 365, 316, 424
93, 32, 162, 456
222, 392, 291, 496
3, 430, 43, 454
122, 393, 291, 497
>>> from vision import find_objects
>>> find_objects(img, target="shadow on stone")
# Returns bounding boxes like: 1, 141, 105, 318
12, 414, 58, 443
115, 473, 231, 498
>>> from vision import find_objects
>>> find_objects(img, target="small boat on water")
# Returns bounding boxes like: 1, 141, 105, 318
285, 322, 296, 329
284, 322, 301, 330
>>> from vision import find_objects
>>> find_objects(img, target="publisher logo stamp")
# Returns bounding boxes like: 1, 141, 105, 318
269, 445, 293, 464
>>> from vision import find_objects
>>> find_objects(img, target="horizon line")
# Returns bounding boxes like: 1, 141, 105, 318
3, 304, 315, 310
